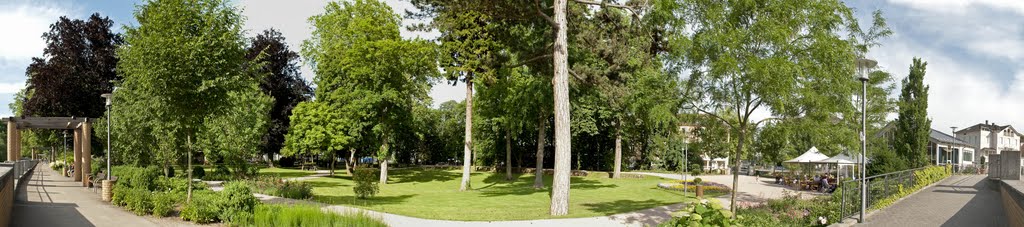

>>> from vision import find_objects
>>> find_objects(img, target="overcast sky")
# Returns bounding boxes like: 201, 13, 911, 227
0, 0, 1021, 132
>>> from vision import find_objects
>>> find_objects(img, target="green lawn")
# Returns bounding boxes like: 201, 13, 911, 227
258, 167, 320, 178
305, 168, 706, 221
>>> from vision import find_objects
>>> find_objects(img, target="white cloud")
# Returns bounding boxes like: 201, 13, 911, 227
888, 0, 1024, 15
0, 83, 24, 94
870, 38, 1024, 132
0, 5, 68, 67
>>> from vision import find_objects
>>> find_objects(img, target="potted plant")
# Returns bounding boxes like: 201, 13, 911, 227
694, 177, 704, 198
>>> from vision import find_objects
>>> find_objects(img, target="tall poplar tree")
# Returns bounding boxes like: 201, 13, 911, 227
894, 58, 930, 168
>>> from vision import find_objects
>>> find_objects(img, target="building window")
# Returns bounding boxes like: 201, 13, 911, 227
962, 150, 973, 162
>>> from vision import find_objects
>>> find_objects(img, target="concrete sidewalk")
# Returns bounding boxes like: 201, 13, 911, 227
10, 163, 200, 227
855, 175, 1007, 226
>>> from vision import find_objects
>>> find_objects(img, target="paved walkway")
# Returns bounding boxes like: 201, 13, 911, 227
11, 163, 200, 227
856, 175, 1007, 226
630, 172, 823, 209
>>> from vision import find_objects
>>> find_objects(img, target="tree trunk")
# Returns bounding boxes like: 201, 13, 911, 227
330, 150, 336, 177
380, 134, 390, 184
613, 121, 622, 178
550, 0, 571, 216
186, 135, 193, 203
347, 148, 355, 175
729, 127, 746, 216
460, 77, 474, 191
534, 112, 547, 189
266, 153, 275, 168
506, 127, 513, 181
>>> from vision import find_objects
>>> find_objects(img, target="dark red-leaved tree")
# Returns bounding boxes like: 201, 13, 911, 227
246, 29, 314, 166
24, 13, 122, 118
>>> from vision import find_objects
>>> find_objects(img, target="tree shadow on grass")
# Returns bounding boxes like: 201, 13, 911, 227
315, 194, 417, 207
305, 179, 350, 188
478, 176, 617, 197
390, 169, 461, 184
581, 199, 674, 215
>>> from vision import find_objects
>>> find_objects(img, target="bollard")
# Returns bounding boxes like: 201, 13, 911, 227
101, 180, 115, 202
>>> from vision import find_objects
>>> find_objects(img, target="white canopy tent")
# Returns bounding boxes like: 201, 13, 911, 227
820, 153, 857, 178
784, 146, 830, 163
783, 147, 831, 175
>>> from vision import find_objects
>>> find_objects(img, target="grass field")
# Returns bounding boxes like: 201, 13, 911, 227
258, 167, 320, 178
305, 168, 708, 221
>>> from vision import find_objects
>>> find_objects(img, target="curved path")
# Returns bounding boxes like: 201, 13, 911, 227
628, 172, 823, 209
855, 175, 1007, 226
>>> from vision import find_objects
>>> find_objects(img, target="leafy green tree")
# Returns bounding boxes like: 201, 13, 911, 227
283, 101, 351, 176
197, 86, 271, 176
678, 0, 868, 215
303, 0, 437, 184
894, 58, 931, 168
117, 0, 251, 201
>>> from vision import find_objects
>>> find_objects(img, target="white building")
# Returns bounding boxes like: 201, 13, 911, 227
955, 121, 1023, 165
875, 123, 977, 167
679, 123, 730, 173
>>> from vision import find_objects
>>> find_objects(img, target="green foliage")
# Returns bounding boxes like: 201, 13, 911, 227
124, 187, 154, 215
690, 164, 702, 177
248, 204, 387, 227
91, 158, 104, 175
247, 176, 313, 200
870, 165, 949, 210
301, 0, 438, 172
893, 58, 931, 168
353, 168, 380, 199
181, 191, 222, 224
114, 166, 162, 191
663, 200, 736, 227
152, 192, 180, 217
114, 0, 255, 167
692, 177, 703, 186
219, 182, 259, 224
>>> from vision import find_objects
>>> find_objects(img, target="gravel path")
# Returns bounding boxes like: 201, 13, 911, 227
629, 172, 823, 209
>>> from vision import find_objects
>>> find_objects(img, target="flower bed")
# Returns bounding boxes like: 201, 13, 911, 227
657, 180, 731, 194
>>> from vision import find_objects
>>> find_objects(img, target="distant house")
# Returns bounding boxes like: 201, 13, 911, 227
955, 121, 1023, 165
876, 123, 977, 167
679, 123, 730, 173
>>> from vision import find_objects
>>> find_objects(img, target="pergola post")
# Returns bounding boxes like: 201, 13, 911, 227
73, 128, 82, 182
82, 122, 92, 187
6, 121, 14, 162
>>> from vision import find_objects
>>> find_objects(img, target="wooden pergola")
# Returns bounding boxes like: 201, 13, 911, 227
4, 117, 92, 187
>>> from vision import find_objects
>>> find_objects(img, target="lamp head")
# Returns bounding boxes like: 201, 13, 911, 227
856, 58, 877, 82
100, 93, 112, 106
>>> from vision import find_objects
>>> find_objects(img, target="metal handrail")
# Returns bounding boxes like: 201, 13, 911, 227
838, 166, 935, 223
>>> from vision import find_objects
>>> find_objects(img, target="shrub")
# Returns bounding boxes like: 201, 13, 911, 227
251, 204, 387, 227
125, 187, 154, 215
690, 164, 701, 176
219, 182, 258, 224
247, 176, 314, 200
663, 199, 735, 227
111, 182, 129, 206
152, 192, 180, 217
91, 159, 104, 175
353, 168, 379, 199
191, 166, 206, 180
181, 191, 222, 224
693, 177, 703, 185
114, 166, 162, 191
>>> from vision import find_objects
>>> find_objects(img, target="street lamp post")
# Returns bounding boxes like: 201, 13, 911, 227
102, 93, 113, 180
682, 141, 688, 195
856, 58, 876, 223
951, 126, 957, 173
